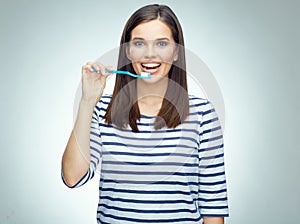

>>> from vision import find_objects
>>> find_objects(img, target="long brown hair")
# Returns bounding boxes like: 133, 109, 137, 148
104, 4, 189, 132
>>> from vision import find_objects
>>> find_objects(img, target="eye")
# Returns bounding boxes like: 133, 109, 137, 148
157, 41, 168, 47
133, 41, 145, 47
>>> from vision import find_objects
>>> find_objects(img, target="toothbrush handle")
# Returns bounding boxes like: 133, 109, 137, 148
104, 69, 150, 78
114, 70, 128, 75
105, 69, 135, 76
105, 69, 128, 74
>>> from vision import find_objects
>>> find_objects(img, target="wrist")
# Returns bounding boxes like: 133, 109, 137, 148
81, 89, 104, 106
79, 97, 99, 108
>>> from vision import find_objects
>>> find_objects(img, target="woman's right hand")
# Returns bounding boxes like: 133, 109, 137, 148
81, 62, 111, 104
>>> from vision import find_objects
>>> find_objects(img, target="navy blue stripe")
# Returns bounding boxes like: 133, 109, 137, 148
90, 170, 95, 179
199, 180, 226, 186
199, 162, 224, 169
140, 114, 155, 119
93, 110, 98, 117
74, 169, 91, 187
101, 133, 198, 144
90, 126, 99, 131
95, 104, 101, 112
189, 111, 204, 116
90, 131, 100, 138
198, 171, 225, 177
198, 188, 227, 194
91, 153, 100, 161
102, 160, 198, 167
98, 203, 198, 214
99, 195, 195, 205
202, 126, 222, 135
99, 99, 110, 104
198, 213, 229, 217
137, 119, 201, 126
203, 108, 215, 116
91, 121, 98, 125
201, 117, 218, 126
97, 219, 110, 224
61, 169, 92, 189
201, 153, 224, 160
98, 210, 201, 223
200, 205, 228, 209
190, 102, 209, 107
99, 187, 198, 196
100, 178, 199, 186
189, 96, 206, 101
90, 146, 101, 155
98, 114, 106, 119
101, 169, 199, 177
101, 151, 198, 158
198, 197, 228, 202
99, 123, 199, 134
102, 142, 196, 149
90, 138, 102, 147
90, 158, 97, 168
182, 120, 201, 125
198, 144, 223, 152
200, 135, 223, 144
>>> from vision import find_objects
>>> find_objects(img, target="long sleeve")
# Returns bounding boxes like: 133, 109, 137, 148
198, 100, 229, 217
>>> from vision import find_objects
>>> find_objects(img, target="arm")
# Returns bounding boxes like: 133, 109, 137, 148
198, 100, 229, 220
62, 99, 96, 187
203, 217, 224, 224
61, 62, 110, 187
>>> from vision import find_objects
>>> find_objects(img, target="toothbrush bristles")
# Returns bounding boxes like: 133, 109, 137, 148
140, 72, 151, 78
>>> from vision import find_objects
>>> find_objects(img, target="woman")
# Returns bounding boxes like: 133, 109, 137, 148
62, 4, 229, 224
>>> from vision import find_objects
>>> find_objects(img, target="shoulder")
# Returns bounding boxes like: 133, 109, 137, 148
188, 94, 210, 111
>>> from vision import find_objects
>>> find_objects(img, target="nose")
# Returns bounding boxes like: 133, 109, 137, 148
144, 42, 157, 59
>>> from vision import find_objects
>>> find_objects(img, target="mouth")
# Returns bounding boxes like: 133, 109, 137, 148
141, 63, 161, 73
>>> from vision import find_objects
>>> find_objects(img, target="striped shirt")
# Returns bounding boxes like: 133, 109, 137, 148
62, 94, 229, 223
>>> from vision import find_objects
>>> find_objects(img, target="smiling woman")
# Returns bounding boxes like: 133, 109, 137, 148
61, 4, 229, 224
127, 20, 179, 77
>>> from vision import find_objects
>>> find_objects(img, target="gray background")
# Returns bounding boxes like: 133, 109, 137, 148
0, 0, 299, 223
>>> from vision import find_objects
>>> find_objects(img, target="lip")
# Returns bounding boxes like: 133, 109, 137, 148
140, 62, 161, 74
141, 67, 159, 74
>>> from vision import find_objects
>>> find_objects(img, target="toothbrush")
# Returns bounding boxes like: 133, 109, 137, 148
91, 67, 151, 79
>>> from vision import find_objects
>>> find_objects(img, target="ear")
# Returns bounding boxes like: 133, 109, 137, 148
173, 46, 179, 62
125, 45, 132, 61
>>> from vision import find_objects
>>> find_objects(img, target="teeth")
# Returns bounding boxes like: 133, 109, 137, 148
141, 63, 160, 68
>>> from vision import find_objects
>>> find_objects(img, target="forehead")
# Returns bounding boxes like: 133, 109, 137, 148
131, 19, 173, 40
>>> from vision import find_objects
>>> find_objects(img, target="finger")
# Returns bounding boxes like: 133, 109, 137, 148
84, 62, 95, 72
82, 65, 93, 74
90, 63, 100, 73
86, 61, 94, 66
103, 66, 113, 76
94, 63, 107, 75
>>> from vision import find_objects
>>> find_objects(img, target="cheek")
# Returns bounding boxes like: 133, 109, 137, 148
127, 46, 177, 63
127, 47, 144, 62
131, 62, 140, 73
159, 49, 177, 63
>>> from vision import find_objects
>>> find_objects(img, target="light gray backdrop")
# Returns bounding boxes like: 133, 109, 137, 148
0, 0, 299, 223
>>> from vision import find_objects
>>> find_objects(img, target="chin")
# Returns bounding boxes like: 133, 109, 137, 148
141, 74, 167, 83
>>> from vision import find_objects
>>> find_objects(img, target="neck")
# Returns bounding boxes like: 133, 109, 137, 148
137, 77, 168, 104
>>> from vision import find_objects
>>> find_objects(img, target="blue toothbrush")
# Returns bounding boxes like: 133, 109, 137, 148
91, 67, 151, 79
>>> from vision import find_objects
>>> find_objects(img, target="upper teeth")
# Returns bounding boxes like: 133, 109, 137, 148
142, 63, 160, 68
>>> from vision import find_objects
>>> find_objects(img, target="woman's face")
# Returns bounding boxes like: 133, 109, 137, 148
127, 19, 178, 80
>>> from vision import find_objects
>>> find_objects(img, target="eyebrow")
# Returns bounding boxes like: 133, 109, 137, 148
131, 37, 171, 41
